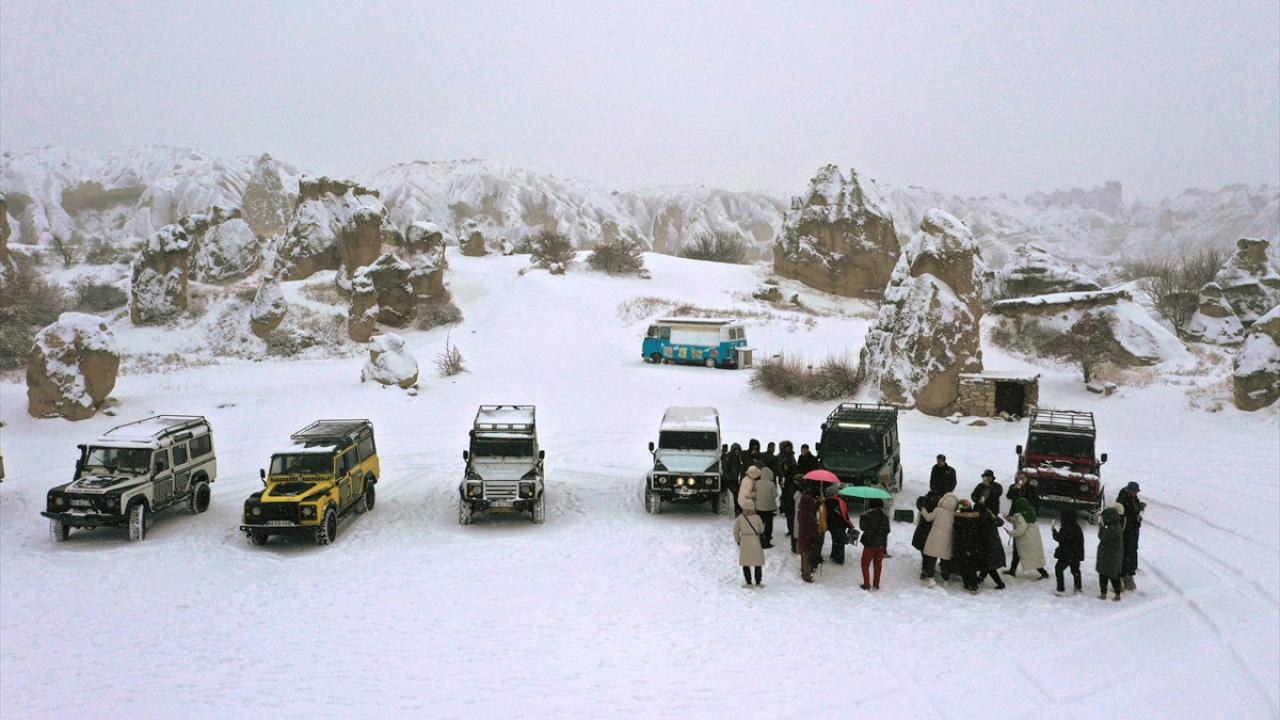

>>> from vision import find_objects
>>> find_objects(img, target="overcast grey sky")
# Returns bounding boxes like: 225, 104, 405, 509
1, 1, 1276, 200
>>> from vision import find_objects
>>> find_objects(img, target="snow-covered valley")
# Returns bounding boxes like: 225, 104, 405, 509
1, 252, 1276, 719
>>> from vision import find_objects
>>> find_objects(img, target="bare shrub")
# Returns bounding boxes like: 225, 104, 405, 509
72, 279, 128, 313
0, 256, 69, 369
587, 237, 646, 275
530, 231, 576, 270
84, 237, 133, 265
680, 232, 748, 264
751, 352, 858, 401
299, 281, 343, 306
1129, 247, 1227, 332
435, 334, 466, 377
49, 235, 78, 267
414, 299, 464, 330
1061, 314, 1116, 384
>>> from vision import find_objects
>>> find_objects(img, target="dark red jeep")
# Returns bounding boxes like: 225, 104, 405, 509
1015, 409, 1108, 522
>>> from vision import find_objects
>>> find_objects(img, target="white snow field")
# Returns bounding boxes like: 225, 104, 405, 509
1, 252, 1277, 719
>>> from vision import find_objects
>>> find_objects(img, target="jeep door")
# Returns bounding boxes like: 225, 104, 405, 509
151, 448, 175, 509
171, 442, 191, 497
336, 447, 359, 511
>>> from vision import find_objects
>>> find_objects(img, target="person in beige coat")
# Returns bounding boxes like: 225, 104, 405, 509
737, 466, 761, 511
1005, 497, 1049, 579
753, 465, 778, 548
734, 499, 767, 587
920, 493, 959, 586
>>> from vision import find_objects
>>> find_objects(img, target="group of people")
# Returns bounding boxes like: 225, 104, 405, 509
728, 443, 1148, 601
914, 455, 1147, 599
726, 439, 891, 590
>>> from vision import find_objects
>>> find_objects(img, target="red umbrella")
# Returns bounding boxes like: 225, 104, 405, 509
802, 469, 840, 484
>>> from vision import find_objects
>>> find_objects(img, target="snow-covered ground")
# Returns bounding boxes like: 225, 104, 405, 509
1, 252, 1277, 719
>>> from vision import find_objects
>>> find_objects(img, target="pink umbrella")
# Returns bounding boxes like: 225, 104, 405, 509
802, 469, 840, 484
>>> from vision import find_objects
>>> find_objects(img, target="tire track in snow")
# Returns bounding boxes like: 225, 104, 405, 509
1141, 519, 1280, 610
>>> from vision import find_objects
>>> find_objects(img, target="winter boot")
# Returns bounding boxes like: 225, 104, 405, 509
1099, 589, 1108, 600
923, 577, 937, 588
1122, 576, 1136, 592
1112, 592, 1122, 602
1036, 568, 1050, 580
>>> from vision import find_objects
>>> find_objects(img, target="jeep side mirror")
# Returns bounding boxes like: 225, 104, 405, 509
463, 450, 470, 461
259, 468, 266, 483
1015, 445, 1023, 455
539, 450, 546, 460
814, 442, 822, 454
648, 441, 655, 452
1100, 453, 1108, 464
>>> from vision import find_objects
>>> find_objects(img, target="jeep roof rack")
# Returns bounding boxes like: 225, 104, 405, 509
474, 405, 536, 432
290, 419, 373, 448
98, 415, 209, 445
1029, 409, 1095, 434
823, 402, 897, 430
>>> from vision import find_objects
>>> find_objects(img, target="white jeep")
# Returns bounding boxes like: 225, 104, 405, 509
43, 415, 217, 542
458, 405, 546, 525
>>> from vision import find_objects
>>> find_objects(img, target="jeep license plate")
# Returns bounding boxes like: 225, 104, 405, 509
490, 500, 515, 508
676, 488, 695, 496
71, 499, 92, 508
265, 520, 294, 527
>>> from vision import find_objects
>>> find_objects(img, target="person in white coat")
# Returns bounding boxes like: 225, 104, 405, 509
734, 499, 767, 587
737, 466, 760, 511
753, 465, 778, 548
920, 492, 959, 586
1005, 497, 1050, 579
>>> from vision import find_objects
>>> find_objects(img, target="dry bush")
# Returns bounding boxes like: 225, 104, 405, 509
0, 257, 69, 369
299, 281, 344, 306
530, 231, 576, 269
751, 352, 859, 401
72, 279, 128, 313
1128, 247, 1227, 332
84, 237, 134, 265
415, 299, 464, 330
435, 335, 466, 377
49, 235, 78, 267
587, 237, 646, 275
680, 232, 748, 264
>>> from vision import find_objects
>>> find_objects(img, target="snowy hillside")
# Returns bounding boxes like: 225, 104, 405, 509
1, 251, 1276, 719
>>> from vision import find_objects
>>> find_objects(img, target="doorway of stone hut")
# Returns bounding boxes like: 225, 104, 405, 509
994, 381, 1026, 416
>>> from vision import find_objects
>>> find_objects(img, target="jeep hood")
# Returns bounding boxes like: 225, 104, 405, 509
654, 450, 718, 474
821, 452, 887, 477
264, 478, 332, 498
68, 473, 145, 493
469, 460, 536, 481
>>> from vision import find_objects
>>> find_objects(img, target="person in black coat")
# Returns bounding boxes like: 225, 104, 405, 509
930, 455, 957, 494
970, 469, 1003, 516
975, 504, 1007, 589
913, 491, 941, 579
858, 499, 891, 590
724, 443, 743, 512
797, 444, 821, 475
1052, 508, 1086, 594
1117, 482, 1145, 591
761, 442, 779, 475
777, 441, 798, 543
824, 493, 852, 565
951, 500, 985, 592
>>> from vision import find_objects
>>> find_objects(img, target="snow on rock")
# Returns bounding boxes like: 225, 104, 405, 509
614, 186, 784, 259
181, 205, 260, 283
347, 253, 415, 342
398, 221, 449, 300
855, 209, 987, 415
999, 242, 1102, 298
360, 332, 418, 389
26, 313, 120, 420
1213, 237, 1280, 328
240, 153, 295, 238
129, 224, 191, 324
249, 280, 287, 338
989, 288, 1192, 367
0, 193, 12, 275
1233, 306, 1280, 411
273, 176, 391, 281
1185, 282, 1245, 346
774, 165, 901, 298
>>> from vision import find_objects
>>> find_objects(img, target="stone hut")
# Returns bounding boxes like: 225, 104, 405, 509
956, 372, 1040, 417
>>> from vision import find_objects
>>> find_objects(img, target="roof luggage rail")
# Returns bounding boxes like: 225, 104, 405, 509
290, 419, 373, 447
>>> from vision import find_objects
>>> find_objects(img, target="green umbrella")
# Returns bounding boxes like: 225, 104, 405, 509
838, 485, 892, 500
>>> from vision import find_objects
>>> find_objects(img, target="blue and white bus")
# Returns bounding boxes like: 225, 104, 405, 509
642, 318, 750, 369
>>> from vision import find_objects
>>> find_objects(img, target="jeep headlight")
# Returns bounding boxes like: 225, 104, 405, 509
676, 477, 686, 487
519, 482, 535, 498
251, 506, 262, 517
1079, 483, 1090, 494
655, 475, 669, 486
55, 496, 66, 507
703, 476, 716, 487
466, 482, 482, 498
301, 505, 317, 519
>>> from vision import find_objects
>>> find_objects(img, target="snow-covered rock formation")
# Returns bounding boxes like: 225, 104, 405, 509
1000, 243, 1101, 298
348, 253, 415, 342
1185, 282, 1246, 346
273, 177, 390, 281
774, 165, 901, 298
249, 280, 287, 338
26, 313, 120, 420
361, 333, 418, 389
180, 206, 260, 283
240, 153, 294, 238
398, 221, 449, 301
1233, 306, 1280, 411
856, 209, 987, 415
0, 194, 12, 275
1213, 238, 1280, 328
129, 224, 191, 324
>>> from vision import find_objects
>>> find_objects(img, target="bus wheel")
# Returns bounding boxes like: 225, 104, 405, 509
704, 358, 715, 368
649, 353, 662, 364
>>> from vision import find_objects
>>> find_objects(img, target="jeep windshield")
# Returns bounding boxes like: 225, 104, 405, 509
84, 446, 151, 473
270, 453, 334, 475
822, 431, 883, 457
1028, 432, 1094, 459
659, 431, 718, 451
471, 437, 535, 458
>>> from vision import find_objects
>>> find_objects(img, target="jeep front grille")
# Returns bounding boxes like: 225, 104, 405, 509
484, 482, 518, 501
259, 503, 298, 522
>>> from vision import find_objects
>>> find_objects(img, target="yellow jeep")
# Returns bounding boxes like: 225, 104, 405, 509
241, 420, 379, 546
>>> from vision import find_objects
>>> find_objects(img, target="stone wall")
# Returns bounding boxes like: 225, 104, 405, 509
955, 373, 1040, 417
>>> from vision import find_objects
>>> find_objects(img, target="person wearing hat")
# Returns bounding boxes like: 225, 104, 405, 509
796, 484, 821, 583
1116, 481, 1146, 591
858, 499, 891, 590
1004, 497, 1050, 580
929, 454, 957, 495
971, 469, 1003, 516
1096, 505, 1126, 601
753, 463, 778, 548
737, 465, 761, 511
733, 499, 767, 588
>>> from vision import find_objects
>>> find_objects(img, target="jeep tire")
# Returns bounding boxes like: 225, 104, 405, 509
358, 481, 376, 513
458, 502, 473, 526
127, 502, 147, 542
645, 488, 662, 515
50, 517, 70, 542
710, 490, 728, 516
314, 506, 338, 545
532, 496, 546, 524
248, 528, 270, 546
189, 480, 211, 514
